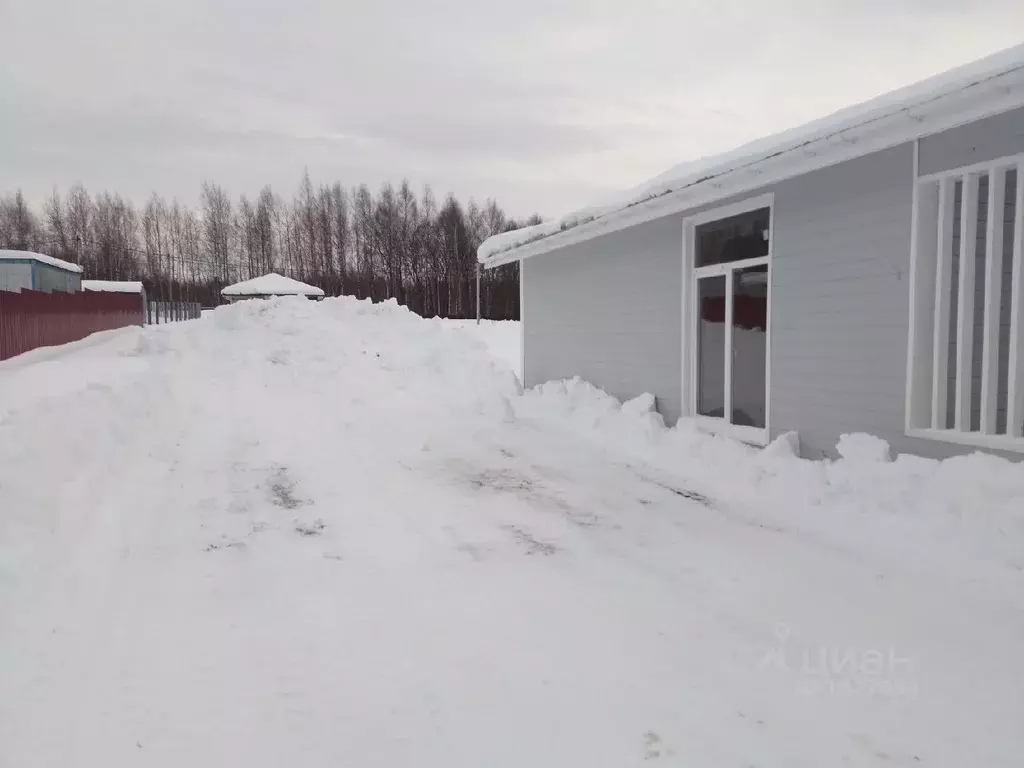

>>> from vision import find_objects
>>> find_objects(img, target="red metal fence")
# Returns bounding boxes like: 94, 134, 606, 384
0, 289, 143, 362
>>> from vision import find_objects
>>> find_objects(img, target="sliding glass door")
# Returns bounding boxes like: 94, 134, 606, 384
689, 199, 772, 440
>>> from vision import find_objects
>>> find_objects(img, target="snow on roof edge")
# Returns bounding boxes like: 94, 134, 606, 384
0, 250, 84, 274
82, 280, 145, 294
479, 43, 1024, 266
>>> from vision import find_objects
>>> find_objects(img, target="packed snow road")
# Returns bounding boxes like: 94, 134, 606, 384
1, 298, 1022, 767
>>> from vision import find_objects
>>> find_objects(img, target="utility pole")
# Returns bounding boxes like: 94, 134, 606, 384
476, 262, 481, 325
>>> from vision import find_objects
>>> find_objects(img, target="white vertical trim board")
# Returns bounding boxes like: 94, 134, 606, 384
723, 274, 734, 425
954, 172, 979, 431
908, 152, 1024, 452
518, 258, 525, 385
689, 264, 698, 424
764, 202, 775, 439
680, 219, 694, 420
905, 139, 921, 433
906, 140, 942, 431
980, 166, 1007, 434
1008, 163, 1024, 438
931, 176, 955, 429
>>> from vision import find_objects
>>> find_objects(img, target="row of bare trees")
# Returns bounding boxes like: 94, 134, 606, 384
0, 173, 537, 319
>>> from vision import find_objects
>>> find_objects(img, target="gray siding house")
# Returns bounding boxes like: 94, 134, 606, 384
0, 250, 83, 293
479, 45, 1024, 460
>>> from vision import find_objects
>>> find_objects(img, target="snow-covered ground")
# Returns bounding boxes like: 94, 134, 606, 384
1, 297, 1022, 767
437, 318, 521, 377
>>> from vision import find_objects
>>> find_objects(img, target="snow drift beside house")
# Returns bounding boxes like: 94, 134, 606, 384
518, 376, 1024, 595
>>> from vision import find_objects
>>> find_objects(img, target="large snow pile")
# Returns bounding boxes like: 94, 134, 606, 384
436, 318, 521, 377
1, 297, 1022, 767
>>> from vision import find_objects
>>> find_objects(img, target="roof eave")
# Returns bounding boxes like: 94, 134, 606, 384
482, 65, 1024, 269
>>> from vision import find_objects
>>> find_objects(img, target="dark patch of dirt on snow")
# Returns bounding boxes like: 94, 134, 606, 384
269, 467, 306, 510
295, 519, 326, 536
503, 525, 557, 556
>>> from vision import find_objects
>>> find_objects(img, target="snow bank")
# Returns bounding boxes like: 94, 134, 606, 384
516, 377, 1024, 594
5, 299, 1021, 591
836, 432, 892, 463
202, 296, 521, 417
435, 318, 521, 378
3, 296, 1024, 765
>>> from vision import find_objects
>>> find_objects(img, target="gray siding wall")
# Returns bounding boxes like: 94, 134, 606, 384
33, 264, 81, 293
522, 106, 1024, 460
523, 217, 685, 423
0, 262, 32, 292
919, 105, 1024, 176
769, 145, 920, 458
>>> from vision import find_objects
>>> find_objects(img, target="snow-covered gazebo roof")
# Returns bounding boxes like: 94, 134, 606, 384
221, 273, 325, 298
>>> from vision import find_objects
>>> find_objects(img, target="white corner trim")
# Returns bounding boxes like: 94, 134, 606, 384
1009, 164, 1024, 438
518, 258, 525, 386
764, 201, 776, 443
904, 138, 921, 434
907, 427, 1024, 454
680, 218, 691, 424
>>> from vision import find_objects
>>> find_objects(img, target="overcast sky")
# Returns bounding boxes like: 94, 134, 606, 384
2, 1, 1023, 218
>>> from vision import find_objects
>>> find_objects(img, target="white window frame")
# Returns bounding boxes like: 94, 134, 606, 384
905, 142, 1024, 452
682, 193, 774, 446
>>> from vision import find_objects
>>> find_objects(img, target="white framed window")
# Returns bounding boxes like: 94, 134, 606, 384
906, 148, 1024, 451
682, 194, 773, 446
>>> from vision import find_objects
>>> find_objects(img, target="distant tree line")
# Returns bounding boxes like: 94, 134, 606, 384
0, 173, 539, 319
